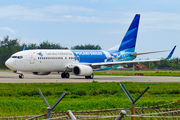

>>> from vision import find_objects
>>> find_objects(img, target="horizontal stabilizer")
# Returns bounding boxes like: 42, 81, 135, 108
131, 50, 169, 56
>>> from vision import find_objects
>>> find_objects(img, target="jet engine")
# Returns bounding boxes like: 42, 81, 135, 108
32, 72, 51, 75
73, 65, 93, 76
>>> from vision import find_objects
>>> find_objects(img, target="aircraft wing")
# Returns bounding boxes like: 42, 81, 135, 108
89, 59, 162, 68
69, 59, 161, 69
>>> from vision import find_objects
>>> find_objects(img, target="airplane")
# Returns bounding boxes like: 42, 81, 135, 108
5, 14, 176, 79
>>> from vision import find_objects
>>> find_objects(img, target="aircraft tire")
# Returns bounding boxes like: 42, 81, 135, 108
61, 72, 66, 78
90, 74, 94, 79
85, 76, 89, 79
19, 74, 24, 79
85, 74, 94, 79
65, 73, 70, 78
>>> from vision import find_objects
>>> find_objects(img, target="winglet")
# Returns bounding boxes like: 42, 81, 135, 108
166, 45, 176, 59
23, 45, 27, 51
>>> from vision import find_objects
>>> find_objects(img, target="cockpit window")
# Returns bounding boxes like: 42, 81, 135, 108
11, 56, 23, 59
17, 56, 23, 59
11, 56, 17, 58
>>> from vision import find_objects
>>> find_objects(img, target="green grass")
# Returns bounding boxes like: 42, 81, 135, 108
93, 71, 180, 76
0, 82, 180, 116
0, 69, 11, 71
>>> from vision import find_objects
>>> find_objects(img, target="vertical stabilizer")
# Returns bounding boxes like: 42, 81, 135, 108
118, 14, 140, 52
23, 45, 27, 51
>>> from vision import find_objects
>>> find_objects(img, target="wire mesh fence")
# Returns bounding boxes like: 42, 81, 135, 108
1, 99, 180, 120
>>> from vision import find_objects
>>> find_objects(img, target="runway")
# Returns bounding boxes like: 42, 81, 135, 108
0, 71, 180, 83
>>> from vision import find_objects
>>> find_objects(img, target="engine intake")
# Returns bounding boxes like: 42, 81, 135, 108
73, 65, 93, 76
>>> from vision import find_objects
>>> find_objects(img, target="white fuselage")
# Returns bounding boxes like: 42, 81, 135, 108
5, 50, 76, 72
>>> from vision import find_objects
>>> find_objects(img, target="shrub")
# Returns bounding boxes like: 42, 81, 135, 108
64, 88, 69, 91
44, 91, 52, 96
18, 90, 39, 96
70, 94, 80, 98
29, 90, 39, 96
110, 90, 118, 95
92, 80, 99, 83
98, 89, 108, 94
169, 90, 180, 94
90, 89, 99, 96
73, 89, 87, 96
55, 91, 64, 95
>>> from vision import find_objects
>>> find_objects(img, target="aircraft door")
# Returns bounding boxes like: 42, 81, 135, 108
75, 56, 80, 63
29, 53, 35, 64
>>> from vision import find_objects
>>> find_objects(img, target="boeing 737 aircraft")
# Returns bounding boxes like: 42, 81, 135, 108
5, 14, 176, 79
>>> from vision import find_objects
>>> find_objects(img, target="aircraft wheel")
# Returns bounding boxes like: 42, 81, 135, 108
61, 72, 65, 78
85, 74, 94, 79
90, 74, 94, 79
65, 73, 70, 78
19, 74, 24, 79
85, 76, 89, 79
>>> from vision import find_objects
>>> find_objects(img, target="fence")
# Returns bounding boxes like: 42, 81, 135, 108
0, 99, 180, 119
1, 108, 180, 119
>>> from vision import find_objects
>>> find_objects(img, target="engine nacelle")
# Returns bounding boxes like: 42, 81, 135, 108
73, 65, 93, 76
32, 72, 51, 75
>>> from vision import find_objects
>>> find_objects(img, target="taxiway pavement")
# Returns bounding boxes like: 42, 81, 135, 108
0, 71, 180, 83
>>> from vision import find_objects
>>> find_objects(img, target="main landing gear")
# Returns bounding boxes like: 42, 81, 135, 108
85, 74, 94, 79
61, 72, 70, 78
19, 74, 24, 79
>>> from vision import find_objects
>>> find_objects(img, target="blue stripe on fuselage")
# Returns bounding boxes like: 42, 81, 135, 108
71, 50, 137, 64
71, 50, 106, 63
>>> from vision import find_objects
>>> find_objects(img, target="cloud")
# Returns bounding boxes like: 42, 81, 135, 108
43, 5, 95, 13
76, 16, 98, 23
0, 5, 96, 22
63, 15, 73, 18
119, 12, 180, 32
0, 27, 15, 34
0, 4, 180, 28
138, 12, 180, 31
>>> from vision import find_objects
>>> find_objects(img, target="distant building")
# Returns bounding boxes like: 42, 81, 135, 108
135, 65, 149, 70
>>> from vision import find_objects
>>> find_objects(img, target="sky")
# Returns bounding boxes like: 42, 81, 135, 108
0, 0, 180, 60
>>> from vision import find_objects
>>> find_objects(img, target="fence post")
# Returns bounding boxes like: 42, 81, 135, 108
120, 83, 150, 120
47, 107, 51, 119
115, 110, 126, 120
67, 110, 77, 120
38, 88, 67, 119
132, 104, 135, 120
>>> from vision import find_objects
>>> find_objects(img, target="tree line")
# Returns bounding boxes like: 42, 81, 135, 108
0, 36, 179, 69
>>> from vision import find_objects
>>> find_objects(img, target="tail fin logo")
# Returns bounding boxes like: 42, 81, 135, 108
37, 52, 43, 57
118, 14, 140, 52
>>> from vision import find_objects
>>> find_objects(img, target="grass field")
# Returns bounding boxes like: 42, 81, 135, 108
0, 82, 180, 116
93, 71, 180, 76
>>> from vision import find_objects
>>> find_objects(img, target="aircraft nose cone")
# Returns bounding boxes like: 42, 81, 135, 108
5, 59, 14, 69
